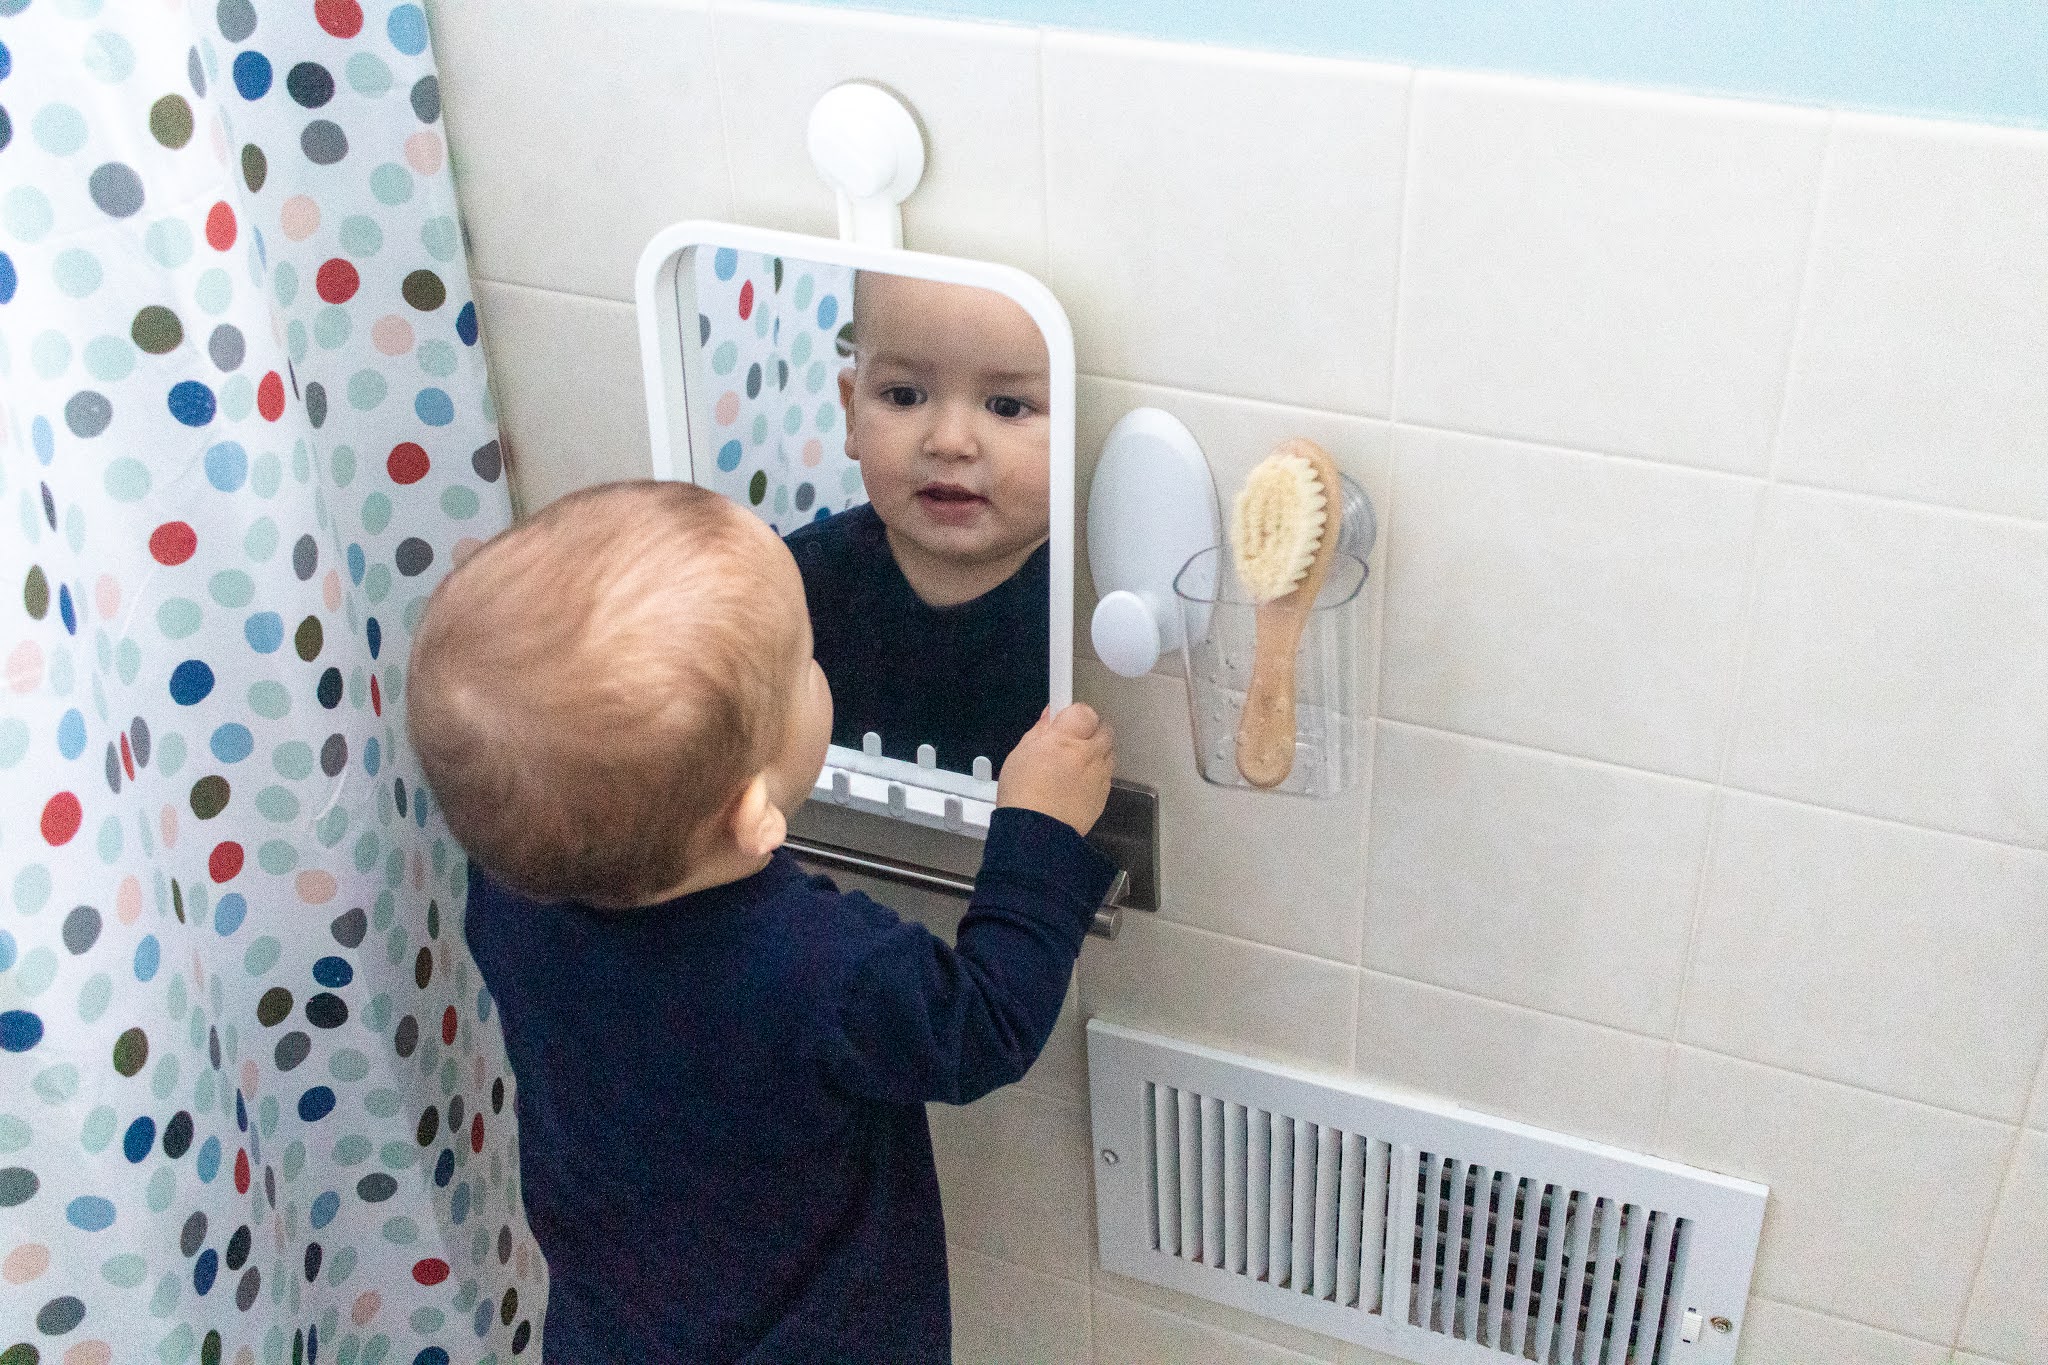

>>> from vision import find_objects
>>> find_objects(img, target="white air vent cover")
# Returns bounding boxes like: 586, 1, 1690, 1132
1088, 1021, 1766, 1365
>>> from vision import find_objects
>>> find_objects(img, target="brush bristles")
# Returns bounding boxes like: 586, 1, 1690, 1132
1231, 451, 1329, 603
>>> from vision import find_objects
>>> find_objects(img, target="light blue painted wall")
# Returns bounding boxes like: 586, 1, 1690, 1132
787, 0, 2048, 129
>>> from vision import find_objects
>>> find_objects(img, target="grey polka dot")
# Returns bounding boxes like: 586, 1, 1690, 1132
471, 439, 502, 482
320, 734, 348, 777
208, 323, 245, 372
88, 162, 146, 218
795, 482, 815, 512
130, 715, 151, 768
304, 381, 327, 429
65, 390, 113, 438
394, 537, 434, 577
0, 1167, 39, 1208
180, 1210, 208, 1256
410, 74, 440, 123
236, 1265, 261, 1310
300, 119, 347, 166
188, 46, 206, 98
36, 1296, 86, 1336
274, 1031, 310, 1071
62, 904, 102, 954
104, 743, 123, 794
216, 0, 256, 43
293, 534, 317, 581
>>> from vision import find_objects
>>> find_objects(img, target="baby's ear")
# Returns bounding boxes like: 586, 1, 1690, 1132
729, 774, 787, 859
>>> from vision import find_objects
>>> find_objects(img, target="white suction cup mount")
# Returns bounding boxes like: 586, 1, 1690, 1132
806, 82, 926, 248
1087, 409, 1221, 678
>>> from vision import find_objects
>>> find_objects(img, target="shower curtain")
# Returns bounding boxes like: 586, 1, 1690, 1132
2, 4, 541, 1362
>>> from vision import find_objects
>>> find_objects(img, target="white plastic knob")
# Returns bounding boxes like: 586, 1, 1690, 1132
806, 83, 925, 249
1092, 590, 1165, 678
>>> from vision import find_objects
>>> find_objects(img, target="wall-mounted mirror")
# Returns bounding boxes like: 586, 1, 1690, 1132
637, 223, 1075, 829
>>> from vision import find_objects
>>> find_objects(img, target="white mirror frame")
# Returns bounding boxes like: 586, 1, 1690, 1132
634, 221, 1076, 832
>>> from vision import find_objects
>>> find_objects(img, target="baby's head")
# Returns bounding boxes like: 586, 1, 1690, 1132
838, 273, 1052, 607
409, 481, 832, 908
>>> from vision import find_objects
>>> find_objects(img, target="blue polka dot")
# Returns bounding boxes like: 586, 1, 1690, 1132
0, 251, 15, 305
210, 722, 254, 763
0, 1010, 43, 1052
123, 1115, 156, 1163
57, 583, 75, 634
298, 1086, 336, 1122
814, 506, 832, 523
387, 4, 428, 54
244, 611, 284, 654
196, 1135, 221, 1182
0, 929, 14, 973
169, 659, 215, 704
413, 387, 454, 425
134, 934, 160, 982
213, 893, 247, 937
434, 1148, 455, 1187
232, 50, 272, 100
347, 543, 366, 584
194, 1246, 219, 1294
450, 1180, 471, 1224
364, 737, 381, 775
456, 300, 477, 345
205, 440, 249, 491
472, 1298, 491, 1336
713, 247, 738, 281
32, 416, 53, 465
66, 1195, 116, 1231
253, 225, 266, 268
235, 1091, 248, 1132
168, 380, 217, 427
717, 439, 744, 472
0, 38, 10, 81
311, 956, 353, 988
413, 1349, 450, 1365
56, 708, 86, 759
817, 295, 839, 329
311, 1190, 340, 1228
366, 617, 382, 659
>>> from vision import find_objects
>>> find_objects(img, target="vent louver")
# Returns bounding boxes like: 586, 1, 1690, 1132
1090, 1022, 1765, 1365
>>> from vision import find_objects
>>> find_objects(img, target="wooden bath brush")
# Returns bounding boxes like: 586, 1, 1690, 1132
1230, 439, 1341, 789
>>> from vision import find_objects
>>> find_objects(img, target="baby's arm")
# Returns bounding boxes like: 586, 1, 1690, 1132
820, 706, 1116, 1105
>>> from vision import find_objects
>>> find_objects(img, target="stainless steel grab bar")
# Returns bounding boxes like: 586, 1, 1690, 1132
785, 836, 1126, 939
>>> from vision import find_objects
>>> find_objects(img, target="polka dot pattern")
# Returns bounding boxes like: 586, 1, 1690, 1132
0, 4, 538, 1363
694, 250, 865, 532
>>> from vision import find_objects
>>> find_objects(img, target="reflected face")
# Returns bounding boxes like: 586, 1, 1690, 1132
839, 274, 1052, 606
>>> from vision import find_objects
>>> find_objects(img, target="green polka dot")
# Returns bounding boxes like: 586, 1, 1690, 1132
95, 816, 121, 864
751, 414, 768, 444
346, 52, 393, 95
711, 341, 738, 376
271, 742, 313, 780
35, 1063, 81, 1104
78, 971, 113, 1022
273, 261, 298, 307
791, 332, 813, 366
209, 569, 255, 608
439, 486, 479, 520
31, 330, 73, 378
32, 102, 90, 155
145, 1164, 175, 1212
815, 402, 837, 432
155, 732, 185, 776
363, 563, 391, 604
257, 840, 298, 874
0, 719, 29, 768
80, 1104, 117, 1152
102, 1254, 148, 1288
369, 162, 414, 205
418, 339, 456, 377
243, 516, 278, 562
150, 94, 195, 149
145, 218, 194, 268
82, 30, 135, 83
361, 492, 392, 534
287, 319, 309, 363
84, 334, 136, 381
16, 946, 57, 995
156, 597, 203, 639
115, 638, 141, 684
56, 0, 105, 17
251, 452, 281, 497
0, 1116, 30, 1154
132, 304, 183, 353
248, 680, 290, 719
219, 373, 254, 422
408, 1307, 441, 1334
420, 215, 459, 262
195, 267, 232, 315
104, 457, 151, 501
64, 506, 85, 554
338, 214, 384, 256
315, 305, 353, 349
331, 446, 357, 486
348, 369, 387, 410
244, 936, 282, 976
6, 185, 56, 242
782, 406, 802, 435
12, 865, 49, 915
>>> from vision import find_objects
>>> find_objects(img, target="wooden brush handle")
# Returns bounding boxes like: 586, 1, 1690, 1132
1236, 599, 1310, 788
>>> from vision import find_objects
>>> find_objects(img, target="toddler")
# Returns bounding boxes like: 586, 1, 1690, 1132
407, 479, 1116, 1363
786, 272, 1053, 773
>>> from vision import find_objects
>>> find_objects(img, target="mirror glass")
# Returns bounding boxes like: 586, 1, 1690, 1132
673, 244, 1061, 784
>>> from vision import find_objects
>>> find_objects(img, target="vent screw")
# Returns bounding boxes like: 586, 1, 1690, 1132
1100, 1149, 1119, 1166
1710, 1317, 1733, 1334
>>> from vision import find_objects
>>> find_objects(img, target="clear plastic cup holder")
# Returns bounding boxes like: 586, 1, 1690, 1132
1172, 544, 1366, 798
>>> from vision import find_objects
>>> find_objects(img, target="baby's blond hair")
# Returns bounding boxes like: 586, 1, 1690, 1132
408, 481, 795, 907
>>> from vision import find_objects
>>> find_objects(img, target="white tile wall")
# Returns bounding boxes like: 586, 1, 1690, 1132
430, 3, 2048, 1358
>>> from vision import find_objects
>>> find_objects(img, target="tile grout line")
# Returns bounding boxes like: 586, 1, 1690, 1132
705, 0, 745, 222
1659, 112, 1838, 1148
1954, 1046, 2048, 1350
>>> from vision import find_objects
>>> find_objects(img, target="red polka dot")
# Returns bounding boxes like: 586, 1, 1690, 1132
209, 841, 245, 883
470, 1112, 485, 1154
387, 442, 430, 485
370, 675, 382, 717
234, 1149, 251, 1194
314, 0, 364, 38
205, 202, 236, 252
149, 521, 198, 566
441, 1006, 457, 1046
412, 1258, 450, 1287
315, 259, 359, 304
738, 279, 754, 321
257, 371, 286, 422
40, 792, 83, 846
118, 732, 136, 780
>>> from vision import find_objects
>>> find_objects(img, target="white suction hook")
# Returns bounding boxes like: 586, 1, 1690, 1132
1087, 409, 1221, 678
806, 82, 926, 249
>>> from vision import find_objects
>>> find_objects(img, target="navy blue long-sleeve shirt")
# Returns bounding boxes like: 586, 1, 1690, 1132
465, 807, 1117, 1363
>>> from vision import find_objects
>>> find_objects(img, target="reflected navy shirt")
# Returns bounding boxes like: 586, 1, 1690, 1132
466, 808, 1116, 1363
786, 503, 1049, 774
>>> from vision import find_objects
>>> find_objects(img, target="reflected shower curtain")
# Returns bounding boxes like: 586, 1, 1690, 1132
1, 4, 542, 1362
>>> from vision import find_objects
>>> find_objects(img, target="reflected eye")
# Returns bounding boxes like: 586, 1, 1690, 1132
879, 385, 923, 408
985, 394, 1030, 420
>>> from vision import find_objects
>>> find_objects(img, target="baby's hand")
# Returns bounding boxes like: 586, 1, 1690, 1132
997, 704, 1116, 836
